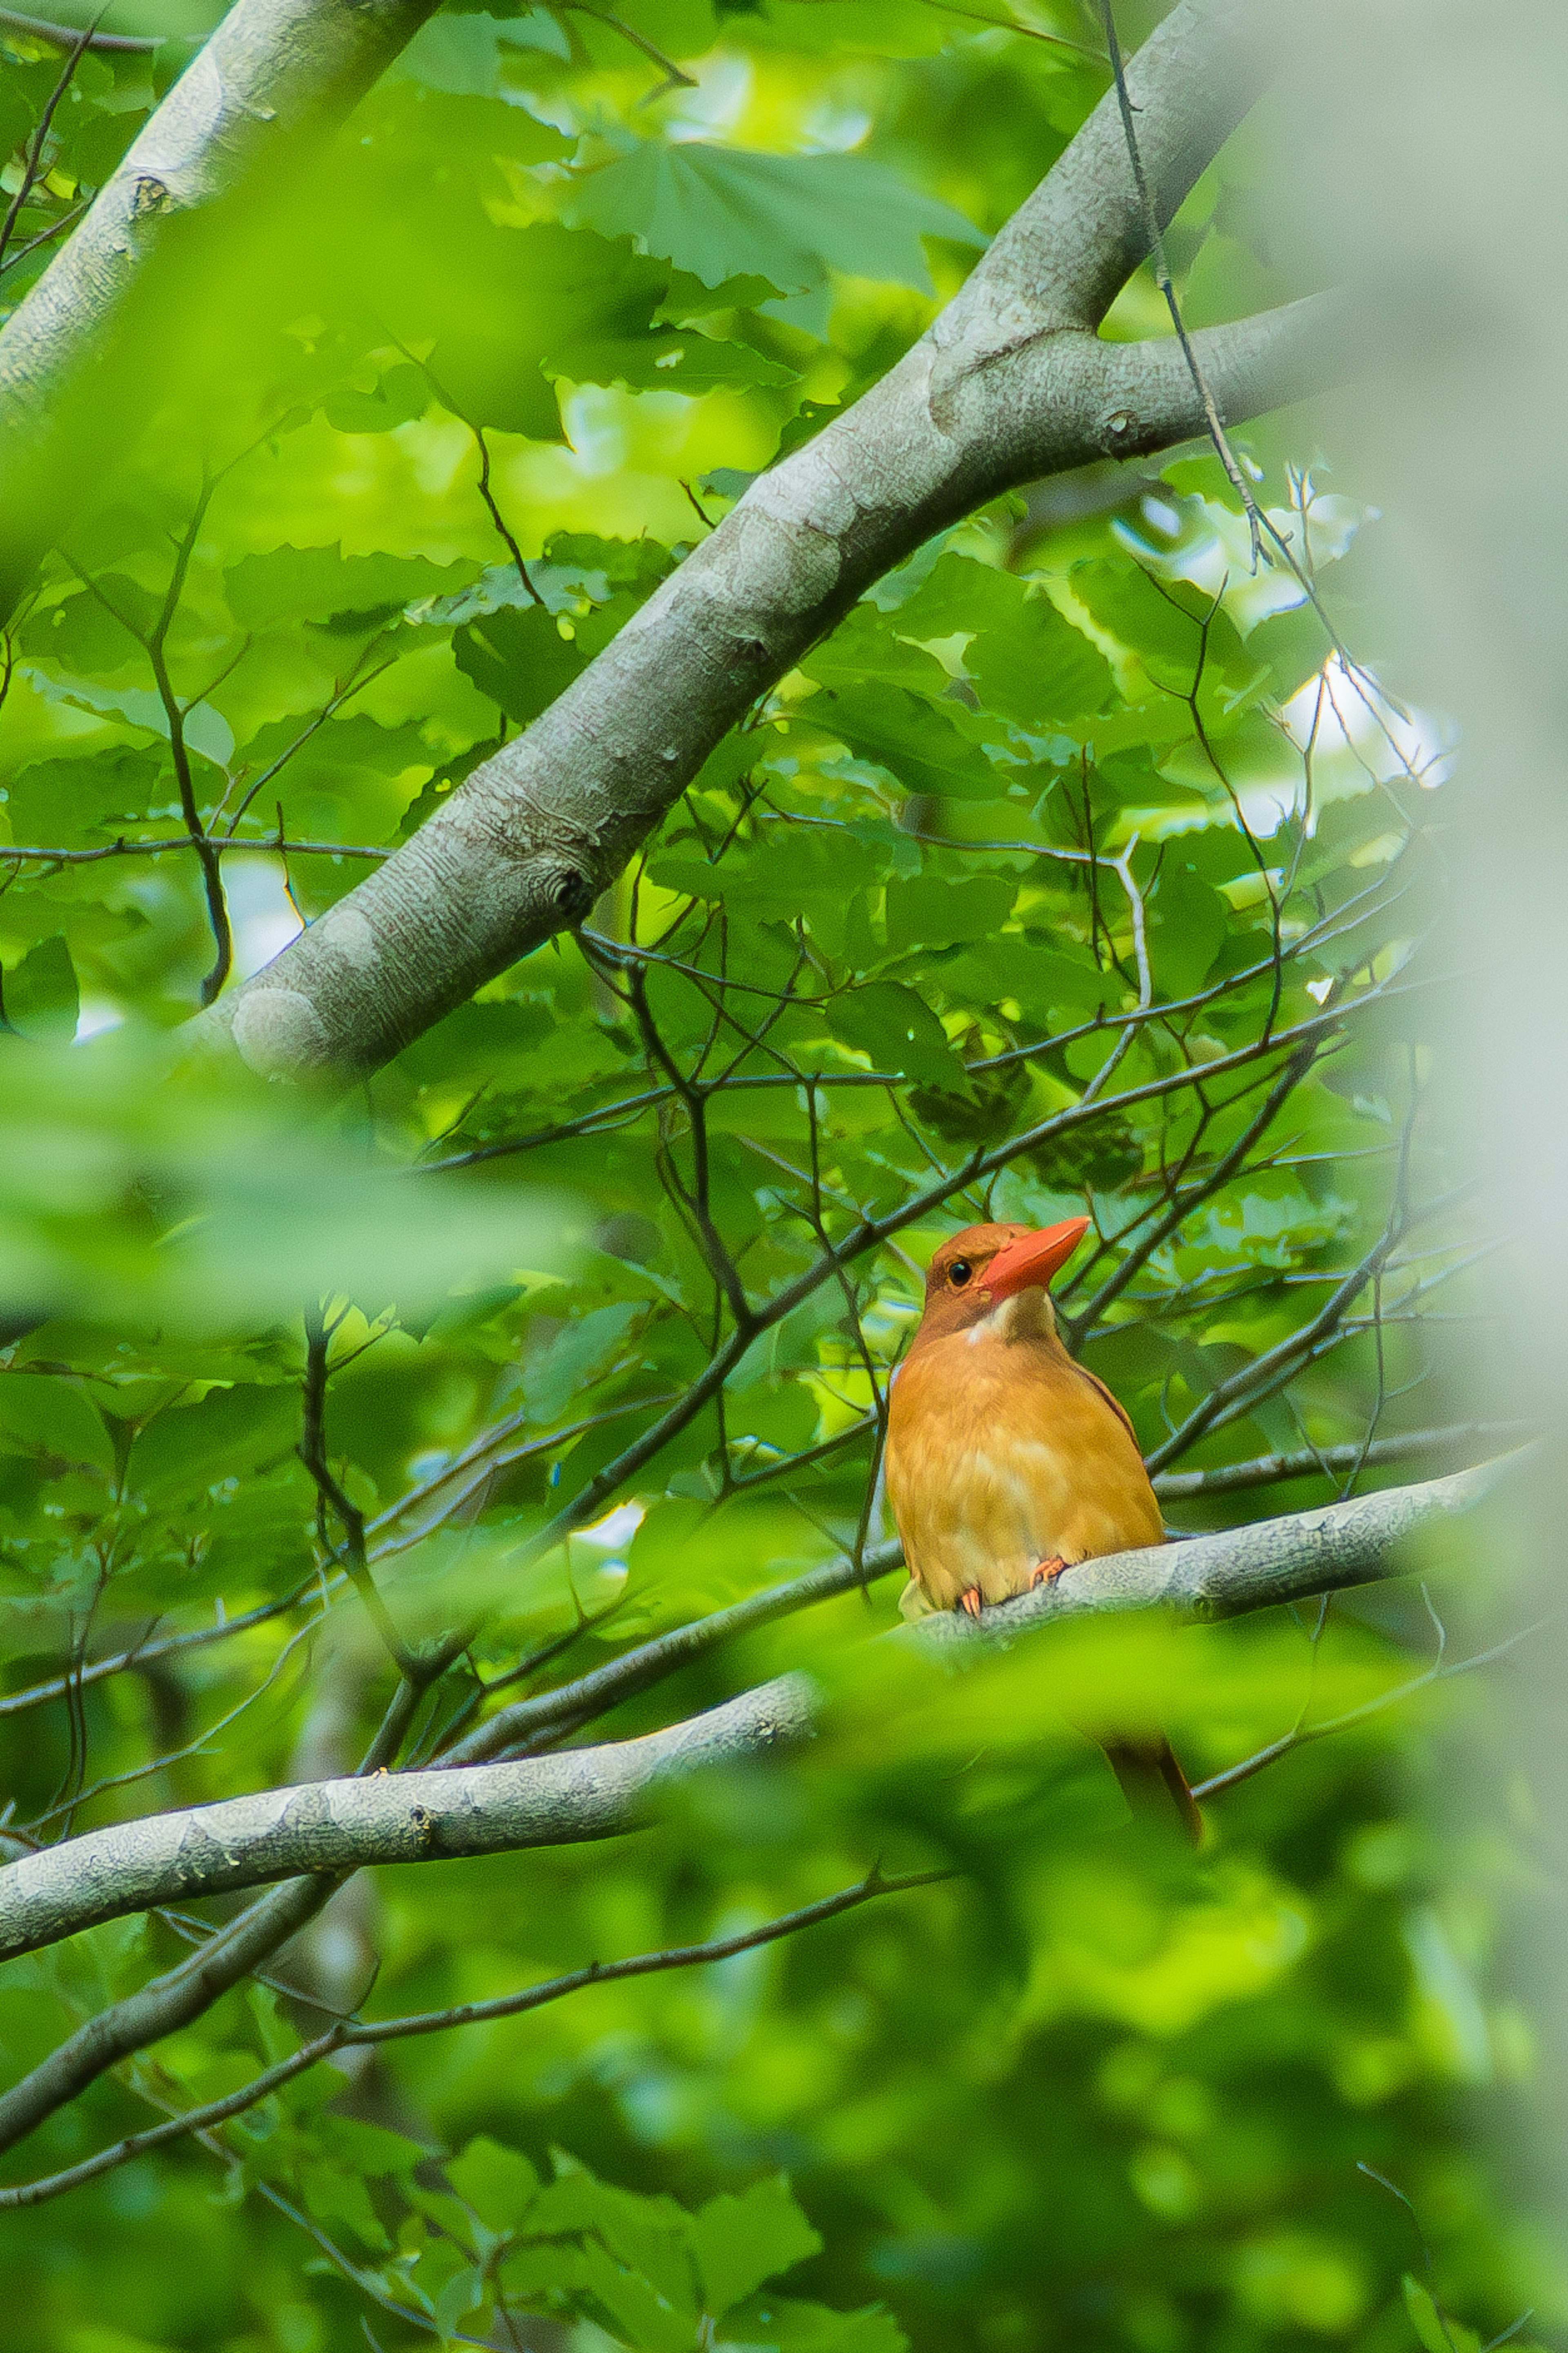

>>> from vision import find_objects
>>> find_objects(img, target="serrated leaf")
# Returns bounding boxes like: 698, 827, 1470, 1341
718, 2294, 910, 2351
297, 2159, 390, 2251
557, 328, 797, 395
1147, 861, 1228, 996
6, 745, 164, 846
454, 602, 585, 728
315, 2115, 426, 2180
386, 9, 569, 95
564, 142, 984, 295
581, 2237, 697, 2353
526, 1300, 644, 1425
225, 546, 470, 631
892, 555, 1115, 728
804, 682, 1003, 801
650, 823, 875, 958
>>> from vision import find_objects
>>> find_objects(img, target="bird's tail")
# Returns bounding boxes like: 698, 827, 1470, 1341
1101, 1734, 1203, 1845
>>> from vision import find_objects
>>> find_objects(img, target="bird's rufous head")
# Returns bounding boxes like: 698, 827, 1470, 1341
912, 1217, 1091, 1344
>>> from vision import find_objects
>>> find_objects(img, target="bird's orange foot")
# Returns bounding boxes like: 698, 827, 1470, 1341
959, 1587, 984, 1619
1029, 1556, 1068, 1589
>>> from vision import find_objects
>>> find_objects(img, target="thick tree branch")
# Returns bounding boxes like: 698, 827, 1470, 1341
0, 0, 442, 619
991, 0, 1285, 330
0, 1458, 1512, 1974
192, 0, 1338, 1085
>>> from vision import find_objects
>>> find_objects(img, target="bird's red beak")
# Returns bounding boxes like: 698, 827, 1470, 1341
984, 1217, 1091, 1299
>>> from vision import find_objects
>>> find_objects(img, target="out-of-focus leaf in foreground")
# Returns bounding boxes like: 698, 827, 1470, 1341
0, 1032, 576, 1333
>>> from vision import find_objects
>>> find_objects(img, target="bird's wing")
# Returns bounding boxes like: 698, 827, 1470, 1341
1065, 1358, 1142, 1451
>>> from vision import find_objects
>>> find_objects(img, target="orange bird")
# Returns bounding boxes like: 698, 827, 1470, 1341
884, 1219, 1200, 1839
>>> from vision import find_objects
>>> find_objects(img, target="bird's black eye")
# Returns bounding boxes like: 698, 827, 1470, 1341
948, 1259, 972, 1288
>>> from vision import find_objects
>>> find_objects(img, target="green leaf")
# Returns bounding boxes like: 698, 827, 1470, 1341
1402, 2277, 1478, 2353
5, 934, 79, 1042
531, 2160, 696, 2312
884, 873, 1016, 951
804, 682, 1004, 801
319, 360, 431, 436
581, 2236, 697, 2353
20, 575, 155, 672
454, 602, 585, 727
224, 546, 470, 631
432, 2262, 488, 2337
315, 2114, 426, 2180
650, 824, 876, 958
1146, 861, 1228, 997
893, 556, 1116, 729
6, 746, 163, 845
387, 10, 569, 94
448, 2136, 541, 2234
718, 2295, 910, 2351
824, 981, 968, 1089
526, 1300, 645, 1425
31, 671, 235, 767
564, 143, 984, 295
1067, 558, 1260, 709
795, 602, 953, 697
297, 2159, 390, 2251
693, 2177, 822, 2318
563, 325, 797, 396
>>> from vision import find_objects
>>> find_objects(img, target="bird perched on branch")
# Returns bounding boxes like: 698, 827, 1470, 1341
884, 1219, 1200, 1840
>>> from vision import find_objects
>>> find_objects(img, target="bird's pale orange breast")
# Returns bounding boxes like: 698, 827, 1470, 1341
885, 1324, 1163, 1613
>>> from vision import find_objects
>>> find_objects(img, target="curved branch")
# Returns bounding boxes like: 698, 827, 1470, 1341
193, 0, 1341, 1085
0, 1457, 1516, 1972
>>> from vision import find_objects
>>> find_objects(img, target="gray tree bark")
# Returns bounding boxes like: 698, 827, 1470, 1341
187, 0, 1340, 1084
0, 0, 442, 619
0, 1457, 1508, 1969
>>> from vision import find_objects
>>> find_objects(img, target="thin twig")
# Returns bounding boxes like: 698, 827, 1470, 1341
0, 1865, 950, 2208
0, 6, 156, 49
298, 1306, 414, 1676
0, 10, 96, 273
1193, 1598, 1552, 1801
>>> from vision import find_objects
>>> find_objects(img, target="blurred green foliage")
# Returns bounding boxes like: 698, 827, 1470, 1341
0, 4, 1537, 2353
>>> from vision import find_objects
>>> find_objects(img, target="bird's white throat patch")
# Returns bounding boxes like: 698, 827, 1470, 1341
965, 1285, 1057, 1345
